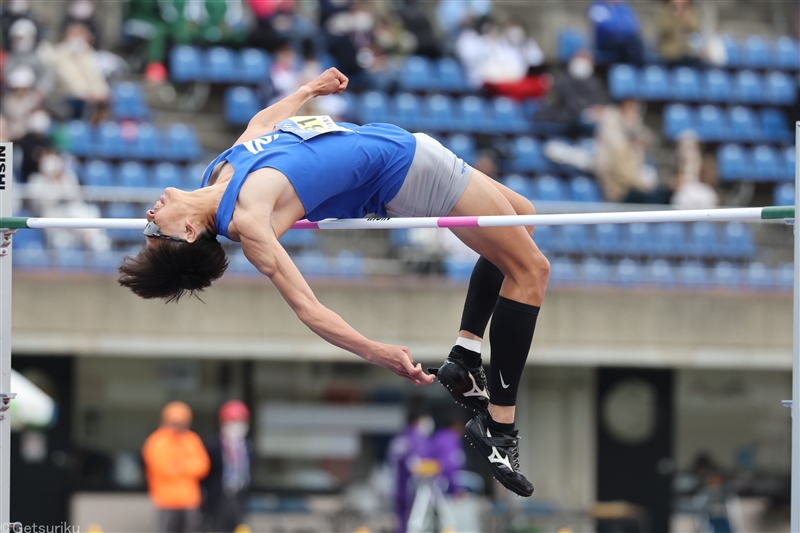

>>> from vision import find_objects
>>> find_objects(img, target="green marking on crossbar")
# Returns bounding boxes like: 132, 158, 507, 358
762, 206, 795, 220
0, 217, 30, 229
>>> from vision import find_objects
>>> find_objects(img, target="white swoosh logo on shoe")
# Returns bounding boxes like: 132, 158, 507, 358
500, 371, 510, 389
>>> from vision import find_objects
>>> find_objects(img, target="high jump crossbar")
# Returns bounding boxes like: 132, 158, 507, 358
0, 205, 794, 232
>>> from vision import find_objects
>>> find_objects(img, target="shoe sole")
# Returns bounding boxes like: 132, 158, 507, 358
436, 372, 488, 413
465, 428, 534, 497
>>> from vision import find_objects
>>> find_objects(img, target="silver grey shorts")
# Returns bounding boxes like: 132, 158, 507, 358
385, 133, 474, 217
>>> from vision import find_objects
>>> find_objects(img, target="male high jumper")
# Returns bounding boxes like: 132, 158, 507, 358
119, 68, 550, 496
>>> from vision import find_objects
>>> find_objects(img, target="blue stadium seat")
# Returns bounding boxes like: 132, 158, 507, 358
615, 258, 642, 286
456, 96, 487, 132
782, 147, 796, 181
225, 86, 261, 126
112, 82, 148, 120
569, 175, 602, 202
591, 224, 623, 255
445, 134, 476, 164
696, 105, 724, 141
722, 36, 741, 67
773, 183, 794, 206
751, 145, 779, 181
280, 229, 318, 249
185, 163, 207, 189
532, 225, 553, 253
294, 251, 329, 278
654, 223, 686, 256
402, 56, 434, 91
132, 122, 160, 160
745, 262, 773, 289
65, 120, 93, 157
625, 223, 652, 256
760, 108, 790, 143
609, 65, 637, 100
711, 261, 741, 288
677, 261, 708, 287
97, 121, 124, 158
531, 175, 567, 202
640, 65, 670, 100
556, 225, 588, 254
774, 37, 800, 71
502, 174, 532, 199
489, 97, 526, 134
742, 36, 770, 69
702, 69, 732, 103
105, 202, 140, 241
582, 257, 611, 285
718, 144, 749, 180
163, 124, 200, 161
152, 162, 181, 190
510, 137, 546, 173
649, 259, 675, 286
445, 256, 477, 281
392, 93, 421, 130
664, 104, 694, 139
764, 72, 797, 106
170, 45, 202, 82
335, 250, 366, 278
206, 47, 237, 82
687, 222, 718, 257
12, 226, 45, 250
721, 222, 755, 259
558, 28, 587, 63
777, 262, 794, 290
423, 94, 455, 131
81, 159, 113, 187
237, 48, 271, 83
549, 257, 578, 284
733, 70, 763, 103
436, 58, 469, 92
728, 107, 759, 142
117, 161, 148, 188
360, 91, 390, 124
672, 67, 701, 101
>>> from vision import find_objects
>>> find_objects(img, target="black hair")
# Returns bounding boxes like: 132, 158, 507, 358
118, 230, 229, 303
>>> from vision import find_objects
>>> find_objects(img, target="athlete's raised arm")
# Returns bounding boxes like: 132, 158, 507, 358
235, 68, 349, 145
237, 214, 433, 386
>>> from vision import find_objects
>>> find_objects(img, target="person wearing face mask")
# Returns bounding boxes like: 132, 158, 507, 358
201, 400, 255, 532
61, 0, 102, 50
1, 0, 42, 52
536, 49, 608, 137
3, 18, 54, 98
17, 109, 54, 182
0, 65, 44, 141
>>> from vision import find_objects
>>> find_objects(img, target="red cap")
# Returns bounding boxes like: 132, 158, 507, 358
219, 400, 250, 423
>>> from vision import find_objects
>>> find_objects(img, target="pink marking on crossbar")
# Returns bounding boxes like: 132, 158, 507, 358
437, 216, 480, 228
291, 220, 319, 230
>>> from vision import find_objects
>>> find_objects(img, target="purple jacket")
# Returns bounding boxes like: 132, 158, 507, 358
428, 428, 465, 494
387, 425, 431, 532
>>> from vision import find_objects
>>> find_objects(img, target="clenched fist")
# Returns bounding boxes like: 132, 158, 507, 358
305, 68, 349, 98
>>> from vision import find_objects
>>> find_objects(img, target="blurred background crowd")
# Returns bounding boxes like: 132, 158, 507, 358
1, 0, 800, 532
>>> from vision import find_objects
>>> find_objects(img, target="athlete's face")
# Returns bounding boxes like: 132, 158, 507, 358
145, 187, 191, 244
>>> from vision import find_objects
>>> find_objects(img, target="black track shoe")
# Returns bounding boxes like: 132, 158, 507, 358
428, 351, 489, 413
465, 412, 534, 497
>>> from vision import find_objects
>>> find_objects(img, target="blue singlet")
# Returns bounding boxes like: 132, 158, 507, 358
200, 121, 417, 239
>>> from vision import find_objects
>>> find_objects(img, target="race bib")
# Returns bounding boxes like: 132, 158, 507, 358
276, 115, 353, 140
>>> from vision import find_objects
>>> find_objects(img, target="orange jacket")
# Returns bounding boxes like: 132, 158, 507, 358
142, 426, 211, 510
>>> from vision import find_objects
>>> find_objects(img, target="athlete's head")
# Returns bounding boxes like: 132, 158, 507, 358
118, 187, 228, 302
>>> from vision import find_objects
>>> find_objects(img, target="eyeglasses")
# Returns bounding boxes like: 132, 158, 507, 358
143, 221, 189, 243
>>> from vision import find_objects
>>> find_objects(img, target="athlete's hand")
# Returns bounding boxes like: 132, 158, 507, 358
306, 68, 349, 97
368, 344, 435, 386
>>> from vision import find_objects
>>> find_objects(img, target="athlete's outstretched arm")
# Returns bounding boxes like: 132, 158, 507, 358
239, 220, 433, 386
235, 68, 349, 145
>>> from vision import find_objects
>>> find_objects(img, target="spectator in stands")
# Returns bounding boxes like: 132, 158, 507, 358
1, 65, 44, 140
143, 401, 211, 533
26, 147, 112, 251
437, 0, 492, 41
39, 22, 110, 120
122, 0, 179, 82
17, 109, 54, 182
428, 412, 466, 496
455, 16, 549, 100
536, 49, 607, 137
61, 0, 102, 50
657, 0, 702, 67
182, 0, 248, 49
396, 0, 443, 59
588, 0, 645, 65
4, 18, 54, 97
246, 0, 317, 53
594, 98, 671, 203
1, 0, 42, 52
202, 400, 255, 532
671, 130, 718, 208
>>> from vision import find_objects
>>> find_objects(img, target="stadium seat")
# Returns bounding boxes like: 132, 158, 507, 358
764, 71, 797, 105
721, 36, 741, 67
489, 97, 526, 134
777, 262, 794, 290
224, 86, 261, 126
718, 144, 749, 180
185, 163, 207, 189
742, 36, 770, 69
556, 225, 588, 254
510, 137, 547, 172
760, 108, 790, 142
112, 82, 148, 120
609, 64, 637, 100
782, 147, 796, 181
402, 56, 433, 91
640, 65, 670, 100
581, 257, 611, 285
116, 161, 148, 188
558, 28, 587, 63
436, 58, 469, 92
774, 37, 800, 71
170, 45, 202, 82
502, 174, 533, 199
294, 251, 329, 278
687, 222, 718, 257
728, 107, 758, 142
531, 175, 567, 202
711, 261, 741, 288
65, 120, 93, 157
97, 121, 124, 158
445, 134, 476, 164
237, 48, 271, 83
702, 69, 732, 103
751, 145, 779, 181
152, 162, 181, 190
12, 226, 45, 250
624, 223, 652, 256
81, 159, 113, 187
132, 122, 160, 160
653, 223, 686, 256
733, 70, 762, 103
360, 91, 390, 124
649, 259, 675, 286
591, 224, 623, 255
105, 202, 140, 241
677, 261, 708, 287
664, 104, 694, 139
163, 124, 201, 161
615, 258, 642, 286
549, 257, 578, 284
392, 93, 421, 130
696, 105, 724, 141
280, 229, 318, 249
773, 183, 794, 206
445, 256, 477, 281
745, 262, 773, 289
206, 47, 237, 82
672, 67, 701, 101
721, 222, 755, 259
569, 175, 602, 202
456, 96, 487, 132
423, 94, 455, 131
532, 225, 553, 253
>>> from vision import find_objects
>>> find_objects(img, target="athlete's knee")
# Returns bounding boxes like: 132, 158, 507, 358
533, 249, 550, 282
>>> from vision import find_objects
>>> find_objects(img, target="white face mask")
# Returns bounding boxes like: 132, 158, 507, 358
69, 1, 94, 20
221, 421, 249, 440
28, 111, 51, 134
505, 26, 526, 45
568, 58, 594, 80
40, 155, 64, 176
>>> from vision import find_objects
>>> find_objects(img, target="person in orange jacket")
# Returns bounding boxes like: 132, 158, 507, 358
142, 401, 211, 533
